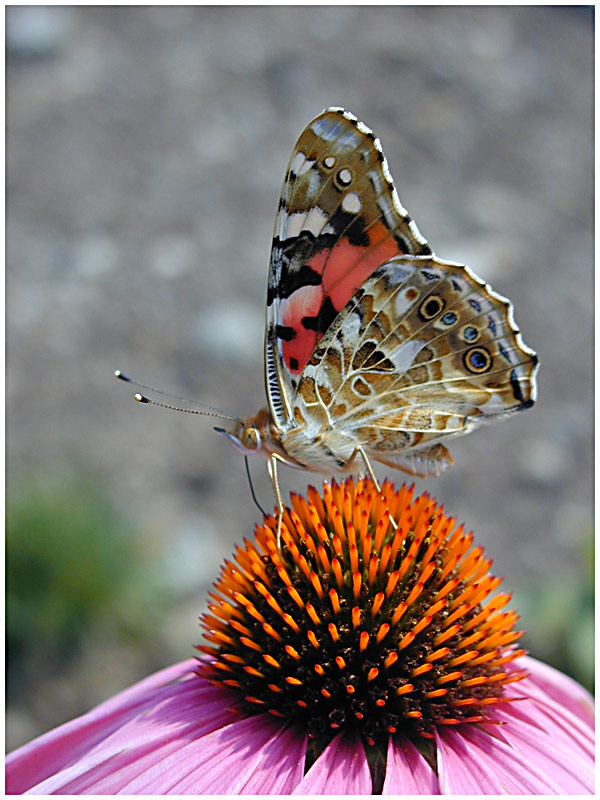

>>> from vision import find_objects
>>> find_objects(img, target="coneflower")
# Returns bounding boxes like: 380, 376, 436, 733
6, 478, 594, 794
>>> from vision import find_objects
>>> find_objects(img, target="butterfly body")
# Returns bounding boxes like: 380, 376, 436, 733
218, 108, 538, 518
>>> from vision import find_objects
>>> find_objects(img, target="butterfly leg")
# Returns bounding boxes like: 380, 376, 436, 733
267, 453, 288, 555
343, 445, 398, 531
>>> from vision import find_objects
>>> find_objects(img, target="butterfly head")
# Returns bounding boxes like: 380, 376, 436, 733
214, 408, 275, 459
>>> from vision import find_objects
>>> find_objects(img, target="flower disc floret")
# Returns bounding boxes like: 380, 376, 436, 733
198, 478, 526, 748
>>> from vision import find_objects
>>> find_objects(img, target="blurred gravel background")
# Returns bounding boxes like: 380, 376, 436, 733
6, 6, 593, 749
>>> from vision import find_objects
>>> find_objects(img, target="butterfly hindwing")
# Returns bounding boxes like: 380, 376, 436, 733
292, 255, 538, 473
265, 108, 431, 427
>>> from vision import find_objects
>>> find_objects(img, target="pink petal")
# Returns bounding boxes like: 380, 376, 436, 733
486, 701, 594, 793
382, 735, 439, 794
16, 699, 305, 794
6, 660, 245, 794
436, 726, 563, 794
495, 717, 592, 793
501, 683, 594, 760
509, 655, 594, 726
437, 655, 594, 794
117, 714, 306, 794
292, 732, 373, 794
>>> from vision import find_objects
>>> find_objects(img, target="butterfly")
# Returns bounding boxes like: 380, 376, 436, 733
213, 107, 538, 547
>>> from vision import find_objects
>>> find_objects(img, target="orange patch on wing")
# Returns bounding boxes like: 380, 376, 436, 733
306, 248, 330, 278
280, 224, 402, 375
322, 223, 402, 312
280, 285, 323, 374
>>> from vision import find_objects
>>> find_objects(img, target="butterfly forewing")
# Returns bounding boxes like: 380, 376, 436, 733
265, 108, 431, 428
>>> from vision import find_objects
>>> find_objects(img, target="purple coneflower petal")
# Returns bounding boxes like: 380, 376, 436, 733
382, 735, 440, 794
8, 660, 293, 794
6, 660, 199, 793
437, 656, 595, 795
513, 655, 594, 728
119, 714, 305, 794
437, 725, 561, 794
291, 732, 372, 794
500, 684, 594, 759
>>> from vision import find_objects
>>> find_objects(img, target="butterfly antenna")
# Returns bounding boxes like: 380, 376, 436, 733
115, 370, 241, 422
133, 392, 242, 422
245, 456, 268, 517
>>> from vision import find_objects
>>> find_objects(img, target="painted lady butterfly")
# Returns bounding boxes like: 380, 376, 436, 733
215, 108, 538, 545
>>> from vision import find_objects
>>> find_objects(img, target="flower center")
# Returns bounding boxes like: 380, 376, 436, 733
198, 478, 526, 748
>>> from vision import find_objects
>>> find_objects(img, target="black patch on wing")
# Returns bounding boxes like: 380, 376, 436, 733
352, 340, 395, 372
352, 341, 376, 369
275, 325, 296, 341
510, 361, 537, 409
421, 269, 439, 282
327, 208, 370, 248
267, 257, 324, 304
268, 231, 335, 305
394, 234, 409, 252
301, 296, 338, 336
498, 343, 511, 362
267, 208, 366, 307
364, 350, 395, 371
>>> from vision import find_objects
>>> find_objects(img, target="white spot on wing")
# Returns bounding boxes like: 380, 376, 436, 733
308, 171, 321, 196
388, 338, 430, 374
337, 130, 361, 149
368, 169, 384, 195
290, 152, 305, 176
383, 261, 417, 286
394, 287, 419, 316
344, 310, 362, 341
377, 197, 396, 229
298, 158, 316, 176
285, 212, 306, 239
304, 206, 328, 236
274, 208, 285, 240
342, 192, 362, 214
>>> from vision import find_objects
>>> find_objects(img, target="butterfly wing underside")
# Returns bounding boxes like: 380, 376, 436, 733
265, 107, 432, 429
263, 107, 538, 480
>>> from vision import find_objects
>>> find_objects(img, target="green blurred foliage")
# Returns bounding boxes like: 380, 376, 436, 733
6, 466, 167, 694
515, 526, 594, 694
